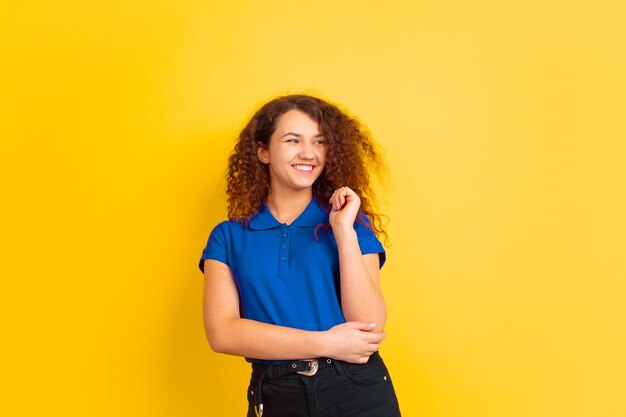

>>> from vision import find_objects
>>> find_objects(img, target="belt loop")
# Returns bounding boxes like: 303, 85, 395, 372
331, 358, 345, 376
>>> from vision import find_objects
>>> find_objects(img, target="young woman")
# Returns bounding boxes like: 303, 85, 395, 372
199, 94, 401, 416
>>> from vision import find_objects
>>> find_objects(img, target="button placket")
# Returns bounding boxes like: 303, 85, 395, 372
279, 225, 290, 277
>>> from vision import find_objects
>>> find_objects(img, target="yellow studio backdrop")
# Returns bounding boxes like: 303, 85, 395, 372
1, 0, 625, 416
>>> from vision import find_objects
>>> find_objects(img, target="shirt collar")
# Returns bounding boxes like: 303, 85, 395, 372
249, 198, 329, 230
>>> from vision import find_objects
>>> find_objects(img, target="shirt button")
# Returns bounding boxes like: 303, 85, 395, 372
281, 257, 287, 261
282, 244, 287, 249
282, 233, 288, 238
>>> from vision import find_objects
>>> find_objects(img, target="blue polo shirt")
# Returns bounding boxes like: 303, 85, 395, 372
199, 198, 385, 363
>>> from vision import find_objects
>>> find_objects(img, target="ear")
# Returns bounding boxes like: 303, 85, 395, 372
257, 143, 269, 164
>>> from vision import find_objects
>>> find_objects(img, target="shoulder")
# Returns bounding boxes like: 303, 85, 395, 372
209, 219, 250, 240
353, 212, 387, 268
199, 220, 248, 271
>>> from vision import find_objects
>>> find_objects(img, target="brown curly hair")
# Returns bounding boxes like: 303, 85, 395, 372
226, 94, 387, 239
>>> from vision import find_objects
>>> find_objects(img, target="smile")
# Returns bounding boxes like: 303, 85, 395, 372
293, 164, 314, 173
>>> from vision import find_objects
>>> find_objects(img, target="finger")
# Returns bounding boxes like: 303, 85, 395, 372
348, 321, 377, 331
339, 187, 358, 207
364, 347, 379, 356
366, 331, 387, 343
329, 190, 341, 210
341, 186, 355, 198
364, 342, 381, 352
333, 187, 346, 198
362, 327, 384, 336
339, 192, 346, 208
357, 355, 371, 364
333, 188, 345, 207
367, 338, 384, 349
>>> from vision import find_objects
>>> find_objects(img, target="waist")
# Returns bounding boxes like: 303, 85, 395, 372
252, 357, 335, 379
251, 352, 381, 379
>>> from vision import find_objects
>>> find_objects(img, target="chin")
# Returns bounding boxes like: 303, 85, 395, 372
289, 180, 317, 190
288, 176, 318, 187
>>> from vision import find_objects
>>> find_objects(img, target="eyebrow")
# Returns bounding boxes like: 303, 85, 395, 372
280, 132, 324, 138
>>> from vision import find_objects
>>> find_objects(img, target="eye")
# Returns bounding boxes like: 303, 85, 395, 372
286, 138, 299, 143
314, 138, 326, 145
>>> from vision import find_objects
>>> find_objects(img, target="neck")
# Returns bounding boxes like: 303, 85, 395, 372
266, 188, 313, 224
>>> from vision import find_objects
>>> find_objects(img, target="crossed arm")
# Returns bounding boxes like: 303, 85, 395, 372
203, 186, 387, 363
202, 251, 386, 364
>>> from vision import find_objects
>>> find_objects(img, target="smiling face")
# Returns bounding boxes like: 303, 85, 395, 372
257, 109, 327, 196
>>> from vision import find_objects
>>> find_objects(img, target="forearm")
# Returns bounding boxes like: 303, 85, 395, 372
206, 317, 329, 360
202, 253, 383, 363
334, 226, 387, 329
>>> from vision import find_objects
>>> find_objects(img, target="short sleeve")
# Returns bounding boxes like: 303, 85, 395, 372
354, 213, 386, 268
198, 222, 229, 273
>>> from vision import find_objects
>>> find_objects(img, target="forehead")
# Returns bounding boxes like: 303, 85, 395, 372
273, 109, 320, 134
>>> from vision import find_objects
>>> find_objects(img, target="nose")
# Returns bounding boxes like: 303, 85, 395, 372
298, 141, 315, 160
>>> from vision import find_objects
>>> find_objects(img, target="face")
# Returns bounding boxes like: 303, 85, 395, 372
258, 109, 327, 195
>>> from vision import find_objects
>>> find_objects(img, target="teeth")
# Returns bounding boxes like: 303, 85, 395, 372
294, 165, 313, 172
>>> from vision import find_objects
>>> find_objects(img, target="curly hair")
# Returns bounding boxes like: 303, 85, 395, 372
226, 94, 387, 240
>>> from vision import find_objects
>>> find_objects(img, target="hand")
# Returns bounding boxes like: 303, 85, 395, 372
328, 186, 361, 229
322, 321, 386, 364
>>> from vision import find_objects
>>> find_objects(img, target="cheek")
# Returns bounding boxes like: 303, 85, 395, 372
318, 148, 328, 165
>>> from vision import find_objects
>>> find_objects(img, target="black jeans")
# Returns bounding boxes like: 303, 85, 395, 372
246, 352, 401, 417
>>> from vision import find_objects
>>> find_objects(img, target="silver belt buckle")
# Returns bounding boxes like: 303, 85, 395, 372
297, 359, 319, 376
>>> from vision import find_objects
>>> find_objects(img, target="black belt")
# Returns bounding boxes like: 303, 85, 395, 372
251, 358, 336, 417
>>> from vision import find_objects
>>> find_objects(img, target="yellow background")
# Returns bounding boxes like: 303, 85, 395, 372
2, 1, 625, 416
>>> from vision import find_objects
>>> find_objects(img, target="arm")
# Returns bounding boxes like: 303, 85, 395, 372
329, 187, 387, 331
203, 259, 385, 363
